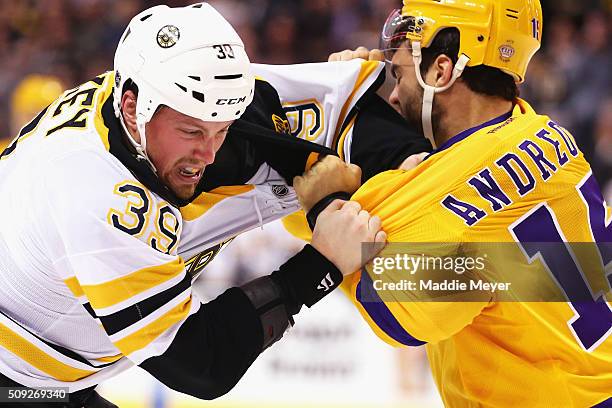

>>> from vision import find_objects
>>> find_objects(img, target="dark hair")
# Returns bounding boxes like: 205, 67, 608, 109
420, 28, 519, 101
122, 78, 138, 98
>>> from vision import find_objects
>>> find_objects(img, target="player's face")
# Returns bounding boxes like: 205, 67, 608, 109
145, 107, 232, 200
388, 44, 424, 134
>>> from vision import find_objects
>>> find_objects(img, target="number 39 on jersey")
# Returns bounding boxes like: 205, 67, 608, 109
107, 181, 181, 255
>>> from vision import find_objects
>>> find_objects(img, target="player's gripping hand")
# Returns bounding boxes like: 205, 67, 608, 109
398, 152, 429, 171
294, 155, 362, 213
311, 199, 387, 276
328, 46, 384, 62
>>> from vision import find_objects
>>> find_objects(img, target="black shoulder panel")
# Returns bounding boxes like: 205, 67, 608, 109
350, 94, 432, 182
200, 79, 335, 191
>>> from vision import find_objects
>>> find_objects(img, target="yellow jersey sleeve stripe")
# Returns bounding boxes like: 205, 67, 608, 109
332, 61, 381, 149
0, 323, 96, 382
93, 72, 115, 151
180, 185, 255, 221
64, 276, 85, 298
342, 270, 429, 347
95, 354, 123, 363
81, 258, 185, 310
336, 116, 357, 161
113, 295, 192, 356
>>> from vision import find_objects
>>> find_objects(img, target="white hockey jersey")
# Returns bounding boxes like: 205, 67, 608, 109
0, 72, 198, 390
0, 60, 427, 391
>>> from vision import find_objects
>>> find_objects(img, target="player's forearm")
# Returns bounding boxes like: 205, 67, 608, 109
139, 286, 262, 400
140, 244, 342, 400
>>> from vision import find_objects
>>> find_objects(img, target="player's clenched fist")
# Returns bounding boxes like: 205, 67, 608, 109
293, 155, 362, 213
328, 46, 384, 62
311, 200, 387, 276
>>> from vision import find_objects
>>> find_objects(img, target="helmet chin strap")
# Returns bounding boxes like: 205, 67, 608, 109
117, 110, 158, 174
411, 41, 470, 148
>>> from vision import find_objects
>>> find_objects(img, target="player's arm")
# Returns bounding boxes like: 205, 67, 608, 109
341, 262, 490, 346
201, 78, 337, 194
142, 199, 384, 399
326, 49, 432, 178
140, 243, 339, 399
200, 79, 321, 192
251, 62, 431, 182
295, 158, 490, 346
44, 151, 384, 399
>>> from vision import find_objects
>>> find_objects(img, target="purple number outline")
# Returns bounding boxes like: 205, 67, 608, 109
509, 172, 612, 352
577, 172, 612, 282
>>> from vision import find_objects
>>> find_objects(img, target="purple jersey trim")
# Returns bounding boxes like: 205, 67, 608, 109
426, 110, 513, 159
592, 397, 612, 407
356, 272, 427, 346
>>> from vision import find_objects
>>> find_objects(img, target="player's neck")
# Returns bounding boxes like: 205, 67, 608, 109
434, 91, 514, 147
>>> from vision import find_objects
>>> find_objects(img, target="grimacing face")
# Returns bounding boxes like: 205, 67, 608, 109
145, 106, 232, 200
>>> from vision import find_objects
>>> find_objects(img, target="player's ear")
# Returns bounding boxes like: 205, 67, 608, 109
120, 90, 139, 141
431, 54, 454, 88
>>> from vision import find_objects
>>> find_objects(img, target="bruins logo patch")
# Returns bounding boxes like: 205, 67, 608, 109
272, 114, 291, 134
157, 25, 180, 48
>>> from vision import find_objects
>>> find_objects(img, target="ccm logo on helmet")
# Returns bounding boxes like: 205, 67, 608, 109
216, 97, 247, 105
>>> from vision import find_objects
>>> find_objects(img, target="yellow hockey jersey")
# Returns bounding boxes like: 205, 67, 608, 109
343, 100, 612, 407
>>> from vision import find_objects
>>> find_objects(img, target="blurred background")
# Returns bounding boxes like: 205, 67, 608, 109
0, 1, 610, 407
1, 0, 611, 198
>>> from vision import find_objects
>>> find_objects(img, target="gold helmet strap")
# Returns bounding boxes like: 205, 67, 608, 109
411, 41, 470, 147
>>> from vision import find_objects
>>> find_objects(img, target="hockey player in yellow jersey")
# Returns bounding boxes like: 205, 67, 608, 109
298, 0, 612, 406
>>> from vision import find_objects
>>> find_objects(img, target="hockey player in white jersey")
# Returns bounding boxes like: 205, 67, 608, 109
0, 4, 387, 407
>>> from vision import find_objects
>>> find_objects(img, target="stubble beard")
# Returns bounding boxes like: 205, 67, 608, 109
400, 85, 425, 136
161, 166, 198, 201
173, 182, 197, 201
400, 85, 443, 145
